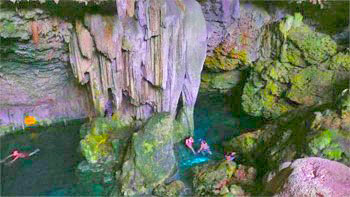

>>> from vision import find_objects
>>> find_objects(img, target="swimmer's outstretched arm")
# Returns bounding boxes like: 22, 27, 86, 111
29, 148, 40, 156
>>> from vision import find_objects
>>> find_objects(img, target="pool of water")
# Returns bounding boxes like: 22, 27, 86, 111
0, 92, 262, 196
0, 120, 85, 196
176, 92, 263, 192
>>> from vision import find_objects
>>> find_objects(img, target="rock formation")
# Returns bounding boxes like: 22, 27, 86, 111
241, 13, 350, 119
0, 0, 207, 134
267, 157, 350, 197
0, 7, 91, 134
69, 0, 207, 126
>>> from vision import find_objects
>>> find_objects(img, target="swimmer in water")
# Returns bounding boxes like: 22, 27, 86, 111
225, 152, 236, 161
185, 136, 196, 154
197, 140, 212, 155
0, 149, 40, 165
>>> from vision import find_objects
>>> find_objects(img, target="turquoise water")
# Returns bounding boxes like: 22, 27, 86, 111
0, 92, 262, 196
0, 120, 84, 196
176, 92, 262, 193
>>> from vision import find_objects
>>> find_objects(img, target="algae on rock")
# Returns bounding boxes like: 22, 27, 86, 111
118, 113, 190, 196
242, 13, 350, 119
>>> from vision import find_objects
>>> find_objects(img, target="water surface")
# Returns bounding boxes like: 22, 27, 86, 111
0, 120, 84, 196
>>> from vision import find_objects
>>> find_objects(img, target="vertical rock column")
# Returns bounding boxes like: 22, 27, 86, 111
69, 0, 207, 123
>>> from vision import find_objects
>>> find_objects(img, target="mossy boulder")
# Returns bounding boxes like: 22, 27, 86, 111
242, 13, 350, 119
234, 98, 350, 175
223, 130, 262, 163
80, 116, 132, 164
308, 129, 350, 162
119, 113, 188, 195
201, 70, 242, 93
337, 89, 350, 116
192, 160, 256, 196
328, 52, 350, 71
153, 180, 185, 196
193, 160, 237, 196
133, 114, 176, 184
286, 66, 334, 105
286, 19, 337, 65
204, 44, 249, 72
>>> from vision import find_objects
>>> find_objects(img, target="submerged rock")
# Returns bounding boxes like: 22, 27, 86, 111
75, 160, 115, 196
267, 157, 350, 197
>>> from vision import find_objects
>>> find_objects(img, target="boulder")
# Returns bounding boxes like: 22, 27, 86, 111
192, 160, 256, 196
80, 115, 132, 164
267, 157, 350, 197
242, 13, 350, 119
118, 113, 188, 195
153, 180, 185, 197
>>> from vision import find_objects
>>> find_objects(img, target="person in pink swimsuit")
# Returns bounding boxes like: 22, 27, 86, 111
197, 140, 212, 155
185, 136, 196, 154
0, 149, 40, 165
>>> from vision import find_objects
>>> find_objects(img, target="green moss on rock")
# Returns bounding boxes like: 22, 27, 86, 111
328, 52, 350, 71
119, 113, 190, 195
287, 66, 334, 106
80, 116, 131, 164
200, 71, 242, 92
241, 13, 348, 119
204, 44, 249, 72
287, 23, 337, 65
153, 180, 185, 196
308, 129, 349, 162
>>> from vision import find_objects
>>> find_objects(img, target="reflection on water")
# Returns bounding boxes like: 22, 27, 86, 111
0, 120, 84, 196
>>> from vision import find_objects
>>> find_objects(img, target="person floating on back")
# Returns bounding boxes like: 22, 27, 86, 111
197, 140, 212, 155
185, 136, 196, 154
0, 149, 40, 165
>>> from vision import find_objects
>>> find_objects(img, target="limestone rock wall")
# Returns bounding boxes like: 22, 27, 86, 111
0, 7, 92, 132
69, 0, 207, 122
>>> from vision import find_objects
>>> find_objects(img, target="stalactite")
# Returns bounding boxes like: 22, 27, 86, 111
69, 0, 207, 121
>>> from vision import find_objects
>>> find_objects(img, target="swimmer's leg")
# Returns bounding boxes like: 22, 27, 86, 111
6, 156, 19, 165
0, 155, 13, 163
29, 148, 40, 156
190, 147, 196, 154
